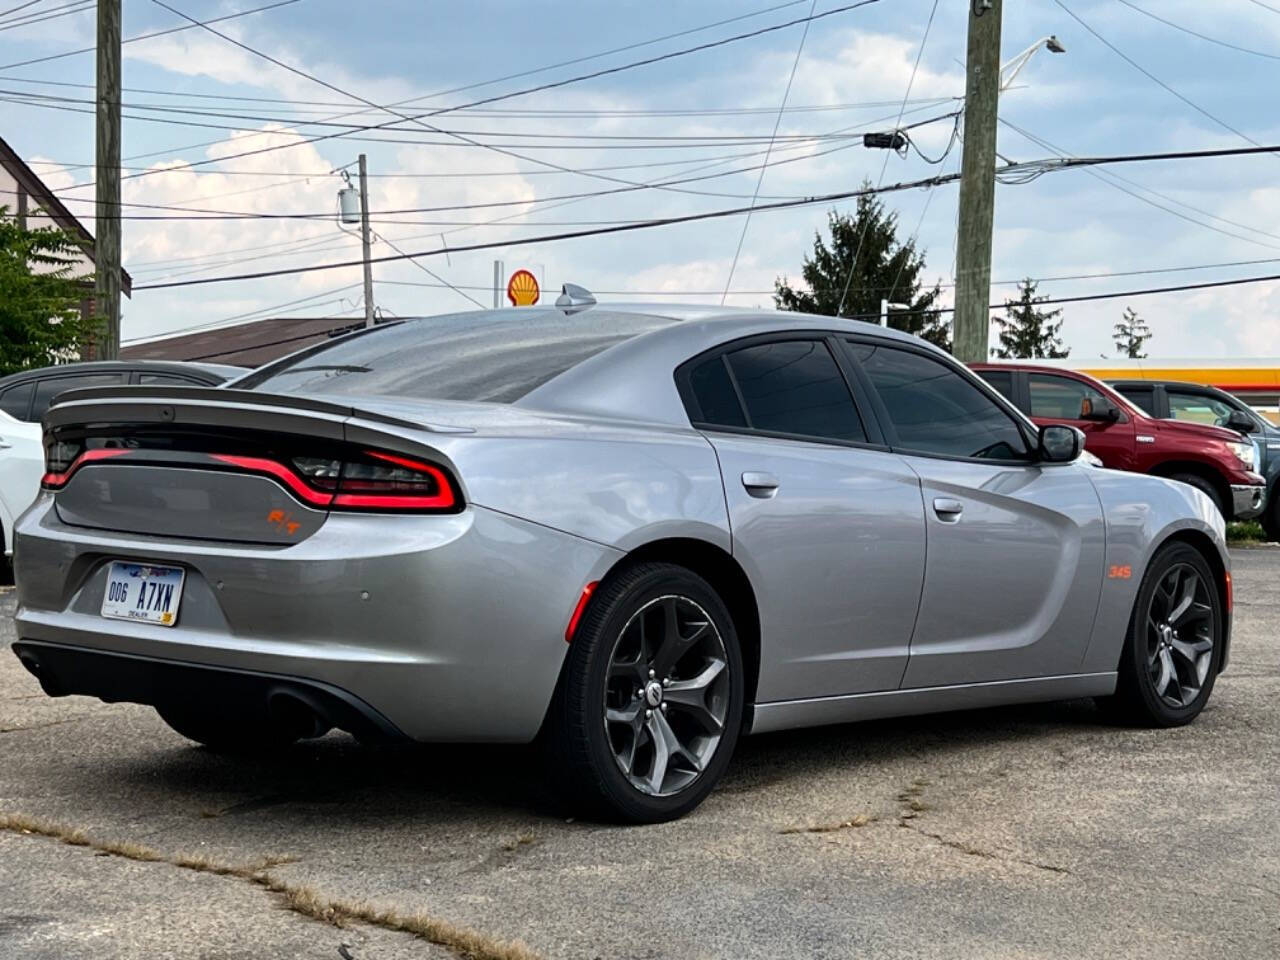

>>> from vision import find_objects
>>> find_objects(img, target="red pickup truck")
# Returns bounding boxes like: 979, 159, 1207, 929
972, 363, 1266, 521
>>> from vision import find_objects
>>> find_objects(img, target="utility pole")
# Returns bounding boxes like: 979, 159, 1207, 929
492, 260, 504, 308
953, 0, 1003, 363
357, 154, 375, 327
94, 0, 122, 359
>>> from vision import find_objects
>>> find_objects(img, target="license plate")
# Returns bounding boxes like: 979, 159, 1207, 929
101, 562, 185, 627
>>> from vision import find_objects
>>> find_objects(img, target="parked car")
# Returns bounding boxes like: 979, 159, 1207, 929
1108, 379, 1280, 540
12, 305, 1230, 822
0, 360, 246, 424
0, 361, 245, 559
0, 410, 42, 567
973, 363, 1266, 522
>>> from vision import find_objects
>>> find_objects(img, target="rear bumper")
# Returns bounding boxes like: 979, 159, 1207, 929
1230, 483, 1265, 520
12, 497, 621, 742
13, 640, 407, 743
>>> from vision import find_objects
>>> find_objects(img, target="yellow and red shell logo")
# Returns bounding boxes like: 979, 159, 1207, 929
506, 269, 540, 306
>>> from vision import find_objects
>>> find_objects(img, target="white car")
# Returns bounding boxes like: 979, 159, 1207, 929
0, 410, 43, 561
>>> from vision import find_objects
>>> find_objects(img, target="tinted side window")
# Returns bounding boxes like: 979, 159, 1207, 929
975, 369, 1016, 404
0, 381, 34, 421
1167, 390, 1235, 427
1028, 373, 1105, 420
32, 373, 128, 417
723, 340, 865, 442
1114, 385, 1155, 415
851, 343, 1029, 460
687, 356, 747, 428
137, 373, 202, 386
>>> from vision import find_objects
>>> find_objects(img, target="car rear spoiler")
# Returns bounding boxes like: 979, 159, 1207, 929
42, 385, 466, 434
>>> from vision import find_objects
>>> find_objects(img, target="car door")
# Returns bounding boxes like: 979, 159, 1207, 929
846, 341, 1106, 688
1027, 372, 1138, 470
678, 335, 927, 702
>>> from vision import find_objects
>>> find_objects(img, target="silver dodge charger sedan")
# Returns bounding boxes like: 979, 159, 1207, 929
10, 298, 1230, 822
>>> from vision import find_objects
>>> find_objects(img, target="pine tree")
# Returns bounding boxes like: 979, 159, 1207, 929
774, 184, 950, 350
992, 278, 1068, 359
1113, 307, 1151, 358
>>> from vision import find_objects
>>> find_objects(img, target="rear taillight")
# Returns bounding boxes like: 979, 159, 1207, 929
41, 438, 459, 513
41, 447, 131, 490
214, 449, 458, 512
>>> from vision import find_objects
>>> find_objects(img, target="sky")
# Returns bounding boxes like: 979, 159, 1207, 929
1, 0, 1279, 360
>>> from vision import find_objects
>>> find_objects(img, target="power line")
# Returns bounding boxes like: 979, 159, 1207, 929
0, 0, 43, 18
20, 107, 960, 222
126, 139, 1280, 291
0, 0, 93, 31
1053, 0, 1280, 158
1114, 0, 1280, 61
21, 0, 823, 180
837, 0, 939, 316
0, 0, 304, 71
121, 282, 365, 343
0, 71, 955, 118
999, 119, 1280, 249
722, 0, 816, 303
115, 0, 882, 189
133, 171, 963, 290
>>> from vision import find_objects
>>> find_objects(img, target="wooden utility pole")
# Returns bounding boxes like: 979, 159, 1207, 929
357, 153, 375, 327
953, 0, 1002, 363
94, 0, 122, 359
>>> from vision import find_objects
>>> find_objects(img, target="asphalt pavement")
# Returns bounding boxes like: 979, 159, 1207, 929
2, 549, 1278, 960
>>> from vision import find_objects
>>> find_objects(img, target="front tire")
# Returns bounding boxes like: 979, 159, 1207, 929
1103, 541, 1223, 727
543, 562, 744, 823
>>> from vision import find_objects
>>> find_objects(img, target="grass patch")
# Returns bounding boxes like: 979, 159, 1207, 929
0, 811, 540, 960
1227, 521, 1267, 545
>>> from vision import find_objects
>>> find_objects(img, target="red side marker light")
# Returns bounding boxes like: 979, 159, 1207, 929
565, 581, 599, 643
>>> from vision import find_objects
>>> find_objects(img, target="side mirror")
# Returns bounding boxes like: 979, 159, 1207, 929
1039, 424, 1084, 463
1225, 409, 1257, 434
1080, 397, 1121, 422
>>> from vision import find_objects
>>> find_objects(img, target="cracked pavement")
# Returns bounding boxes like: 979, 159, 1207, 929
2, 549, 1279, 959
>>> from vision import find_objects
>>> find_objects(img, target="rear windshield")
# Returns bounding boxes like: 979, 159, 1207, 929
239, 310, 672, 404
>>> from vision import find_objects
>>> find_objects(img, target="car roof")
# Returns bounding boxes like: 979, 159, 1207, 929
0, 359, 243, 388
518, 305, 952, 425
1108, 378, 1230, 394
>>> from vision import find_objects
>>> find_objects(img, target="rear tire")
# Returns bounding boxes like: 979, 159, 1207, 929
156, 704, 299, 753
543, 562, 744, 823
1100, 541, 1223, 727
1169, 472, 1226, 520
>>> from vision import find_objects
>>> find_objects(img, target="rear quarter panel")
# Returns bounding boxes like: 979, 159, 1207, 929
1079, 468, 1229, 674
422, 420, 732, 553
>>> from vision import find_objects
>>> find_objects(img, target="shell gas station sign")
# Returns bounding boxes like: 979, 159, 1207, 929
506, 269, 540, 306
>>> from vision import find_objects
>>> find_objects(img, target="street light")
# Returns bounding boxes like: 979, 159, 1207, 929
880, 299, 910, 327
1000, 35, 1066, 92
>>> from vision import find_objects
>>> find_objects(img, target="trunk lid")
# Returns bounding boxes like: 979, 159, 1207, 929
42, 386, 464, 544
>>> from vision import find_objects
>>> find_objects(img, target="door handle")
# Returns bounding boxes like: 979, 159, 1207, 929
932, 497, 963, 521
741, 471, 779, 498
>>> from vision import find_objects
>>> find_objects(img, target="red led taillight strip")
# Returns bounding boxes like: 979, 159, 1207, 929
208, 454, 335, 507
41, 447, 133, 489
210, 451, 457, 512
332, 449, 457, 510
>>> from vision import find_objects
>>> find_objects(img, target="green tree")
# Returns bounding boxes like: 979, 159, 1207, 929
1113, 306, 1151, 359
0, 208, 99, 376
992, 278, 1068, 359
774, 185, 950, 350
